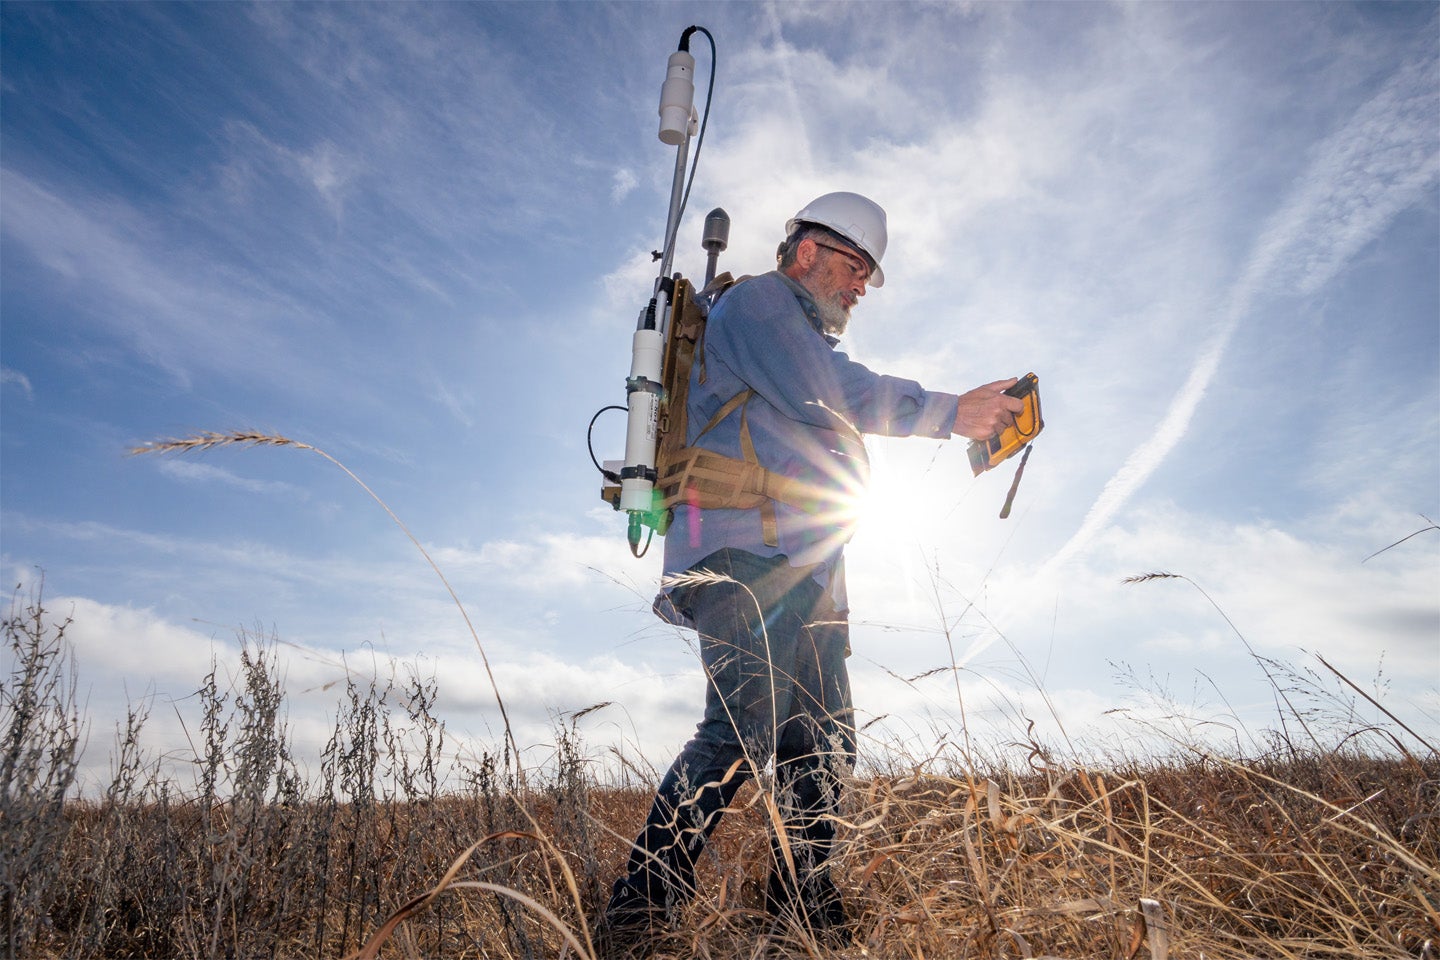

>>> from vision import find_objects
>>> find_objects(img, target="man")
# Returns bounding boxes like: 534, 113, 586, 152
604, 191, 1024, 945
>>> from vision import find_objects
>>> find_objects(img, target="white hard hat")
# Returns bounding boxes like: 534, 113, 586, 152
785, 191, 888, 287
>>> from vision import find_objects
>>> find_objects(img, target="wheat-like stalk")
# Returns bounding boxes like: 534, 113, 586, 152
1121, 569, 1326, 753
129, 431, 314, 456
1361, 515, 1440, 563
659, 567, 739, 591
130, 429, 523, 776
1121, 572, 1182, 584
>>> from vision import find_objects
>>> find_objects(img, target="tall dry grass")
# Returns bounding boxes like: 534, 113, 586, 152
3, 580, 1435, 958
4, 430, 1431, 958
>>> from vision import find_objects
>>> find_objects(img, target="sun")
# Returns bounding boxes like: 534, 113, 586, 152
852, 449, 939, 545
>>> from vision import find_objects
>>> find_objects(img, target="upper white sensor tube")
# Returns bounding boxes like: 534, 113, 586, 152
657, 49, 695, 145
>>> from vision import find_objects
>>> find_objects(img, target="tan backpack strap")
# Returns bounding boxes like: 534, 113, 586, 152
693, 389, 753, 443
695, 271, 753, 386
736, 399, 780, 547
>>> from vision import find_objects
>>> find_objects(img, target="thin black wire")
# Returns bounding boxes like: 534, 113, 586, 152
588, 405, 627, 481
632, 523, 655, 558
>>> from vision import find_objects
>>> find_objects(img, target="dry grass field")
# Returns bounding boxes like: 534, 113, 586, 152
6, 434, 1432, 957
4, 586, 1437, 960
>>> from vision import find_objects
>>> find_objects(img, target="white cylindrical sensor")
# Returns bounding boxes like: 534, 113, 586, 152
629, 326, 664, 381
658, 50, 695, 146
620, 327, 664, 512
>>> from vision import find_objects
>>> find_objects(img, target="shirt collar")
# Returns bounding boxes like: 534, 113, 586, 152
773, 271, 841, 347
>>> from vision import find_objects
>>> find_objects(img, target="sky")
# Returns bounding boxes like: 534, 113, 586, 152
2, 1, 1437, 790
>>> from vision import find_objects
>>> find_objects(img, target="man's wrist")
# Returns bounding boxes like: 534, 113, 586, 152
926, 393, 962, 439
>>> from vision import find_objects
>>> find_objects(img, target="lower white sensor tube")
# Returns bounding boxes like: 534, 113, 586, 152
620, 327, 664, 513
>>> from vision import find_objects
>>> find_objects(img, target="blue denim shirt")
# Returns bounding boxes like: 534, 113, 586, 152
657, 270, 961, 625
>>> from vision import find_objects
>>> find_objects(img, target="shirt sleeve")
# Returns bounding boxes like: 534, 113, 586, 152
707, 277, 960, 440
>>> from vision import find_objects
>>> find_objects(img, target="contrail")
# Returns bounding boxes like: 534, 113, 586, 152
1041, 52, 1440, 580
945, 50, 1439, 672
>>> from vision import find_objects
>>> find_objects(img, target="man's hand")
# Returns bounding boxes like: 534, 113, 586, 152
953, 379, 1026, 440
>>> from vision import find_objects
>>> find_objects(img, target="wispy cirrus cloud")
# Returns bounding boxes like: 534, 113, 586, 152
1, 367, 33, 400
0, 168, 314, 390
611, 168, 638, 204
1046, 49, 1440, 575
157, 459, 309, 499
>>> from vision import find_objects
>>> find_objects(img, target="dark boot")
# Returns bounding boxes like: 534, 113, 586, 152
598, 882, 668, 959
765, 866, 850, 944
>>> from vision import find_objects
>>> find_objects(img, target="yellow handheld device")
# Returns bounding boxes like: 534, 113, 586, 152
967, 373, 1043, 476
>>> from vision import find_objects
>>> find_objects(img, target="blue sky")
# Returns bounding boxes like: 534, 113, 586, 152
3, 1, 1437, 786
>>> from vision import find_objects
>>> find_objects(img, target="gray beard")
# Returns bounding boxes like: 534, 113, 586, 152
817, 296, 850, 337
794, 259, 852, 336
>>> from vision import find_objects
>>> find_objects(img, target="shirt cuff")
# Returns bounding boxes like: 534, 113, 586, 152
918, 391, 961, 439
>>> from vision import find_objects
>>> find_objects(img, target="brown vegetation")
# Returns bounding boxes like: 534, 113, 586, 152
8, 433, 1415, 957
3, 586, 1437, 959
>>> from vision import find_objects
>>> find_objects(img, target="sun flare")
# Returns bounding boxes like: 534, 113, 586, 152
853, 451, 941, 544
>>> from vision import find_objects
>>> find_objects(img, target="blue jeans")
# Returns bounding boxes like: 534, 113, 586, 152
609, 549, 856, 921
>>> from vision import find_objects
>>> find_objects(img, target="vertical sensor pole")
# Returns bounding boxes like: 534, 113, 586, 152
618, 35, 699, 551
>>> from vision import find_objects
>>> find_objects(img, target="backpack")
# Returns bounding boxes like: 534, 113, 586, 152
653, 273, 848, 546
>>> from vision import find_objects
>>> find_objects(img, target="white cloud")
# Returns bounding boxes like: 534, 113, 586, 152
430, 532, 645, 594
1, 367, 33, 400
611, 167, 638, 204
428, 378, 475, 428
1046, 46, 1440, 576
3, 590, 703, 790
0, 167, 316, 391
157, 459, 308, 498
599, 247, 664, 316
1052, 502, 1437, 711
53, 596, 227, 684
839, 483, 1440, 754
215, 123, 358, 225
297, 140, 354, 223
1273, 55, 1440, 298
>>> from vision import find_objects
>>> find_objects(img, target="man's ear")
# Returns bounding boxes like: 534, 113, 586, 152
794, 236, 818, 271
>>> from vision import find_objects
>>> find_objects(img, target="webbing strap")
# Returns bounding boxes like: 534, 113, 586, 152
694, 390, 753, 443
658, 448, 837, 508
737, 399, 779, 547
